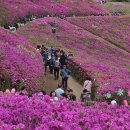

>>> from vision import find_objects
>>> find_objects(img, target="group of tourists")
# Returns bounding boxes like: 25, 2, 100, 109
3, 14, 37, 32
37, 45, 72, 91
41, 14, 66, 20
36, 45, 94, 103
4, 23, 18, 32
111, 12, 124, 16
49, 85, 76, 102
23, 15, 37, 24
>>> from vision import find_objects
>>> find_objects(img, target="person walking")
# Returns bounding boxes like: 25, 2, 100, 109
54, 58, 60, 80
83, 77, 92, 93
60, 65, 71, 91
80, 89, 91, 102
41, 50, 48, 72
59, 52, 67, 68
49, 54, 55, 74
68, 89, 76, 101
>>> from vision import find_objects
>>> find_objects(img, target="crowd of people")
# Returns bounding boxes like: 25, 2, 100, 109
3, 14, 37, 32
2, 12, 94, 103
3, 13, 66, 32
111, 12, 124, 16
36, 45, 72, 91
35, 45, 94, 103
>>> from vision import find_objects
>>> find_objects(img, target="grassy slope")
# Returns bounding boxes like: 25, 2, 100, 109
0, 3, 10, 25
103, 2, 130, 14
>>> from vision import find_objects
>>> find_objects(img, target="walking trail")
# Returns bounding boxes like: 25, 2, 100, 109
44, 69, 83, 101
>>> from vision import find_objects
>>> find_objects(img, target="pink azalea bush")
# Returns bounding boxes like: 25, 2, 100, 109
0, 93, 129, 130
67, 16, 130, 52
18, 17, 130, 95
0, 27, 44, 91
0, 0, 108, 24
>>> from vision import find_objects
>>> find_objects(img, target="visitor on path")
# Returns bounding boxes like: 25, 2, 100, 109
59, 52, 67, 67
42, 51, 48, 72
54, 49, 61, 59
80, 89, 91, 102
55, 84, 64, 98
49, 54, 55, 74
68, 89, 76, 101
60, 65, 71, 91
8, 25, 16, 32
83, 77, 92, 93
50, 91, 58, 102
4, 23, 10, 30
37, 90, 46, 99
14, 23, 18, 30
36, 45, 41, 52
19, 86, 28, 96
111, 100, 117, 105
60, 93, 68, 99
54, 58, 60, 80
49, 46, 54, 56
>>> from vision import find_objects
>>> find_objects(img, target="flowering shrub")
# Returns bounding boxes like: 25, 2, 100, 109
0, 0, 108, 25
67, 16, 130, 52
0, 27, 44, 91
0, 93, 129, 130
18, 17, 130, 96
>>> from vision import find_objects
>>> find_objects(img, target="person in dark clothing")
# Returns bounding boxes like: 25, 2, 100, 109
60, 65, 71, 91
41, 50, 48, 72
14, 23, 18, 30
59, 52, 67, 67
54, 58, 60, 80
68, 89, 76, 101
49, 54, 55, 74
60, 93, 68, 99
4, 23, 10, 29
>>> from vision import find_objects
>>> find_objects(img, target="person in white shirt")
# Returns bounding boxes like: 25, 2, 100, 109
83, 77, 92, 93
55, 84, 64, 98
111, 100, 117, 105
9, 25, 16, 32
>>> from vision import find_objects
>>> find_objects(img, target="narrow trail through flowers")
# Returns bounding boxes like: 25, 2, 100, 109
44, 69, 82, 101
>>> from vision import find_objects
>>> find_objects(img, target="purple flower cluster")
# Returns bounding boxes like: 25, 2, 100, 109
0, 27, 44, 91
0, 93, 129, 130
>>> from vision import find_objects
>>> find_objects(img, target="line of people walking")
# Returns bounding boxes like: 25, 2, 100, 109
37, 45, 72, 91
36, 45, 93, 103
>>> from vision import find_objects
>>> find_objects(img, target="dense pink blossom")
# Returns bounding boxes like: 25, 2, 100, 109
0, 93, 129, 130
0, 27, 44, 91
0, 0, 108, 24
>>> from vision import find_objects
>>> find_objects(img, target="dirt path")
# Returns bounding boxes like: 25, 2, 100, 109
44, 69, 83, 101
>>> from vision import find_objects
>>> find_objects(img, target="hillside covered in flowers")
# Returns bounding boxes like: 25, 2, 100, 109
0, 0, 130, 129
0, 27, 44, 91
18, 17, 130, 95
0, 0, 108, 25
